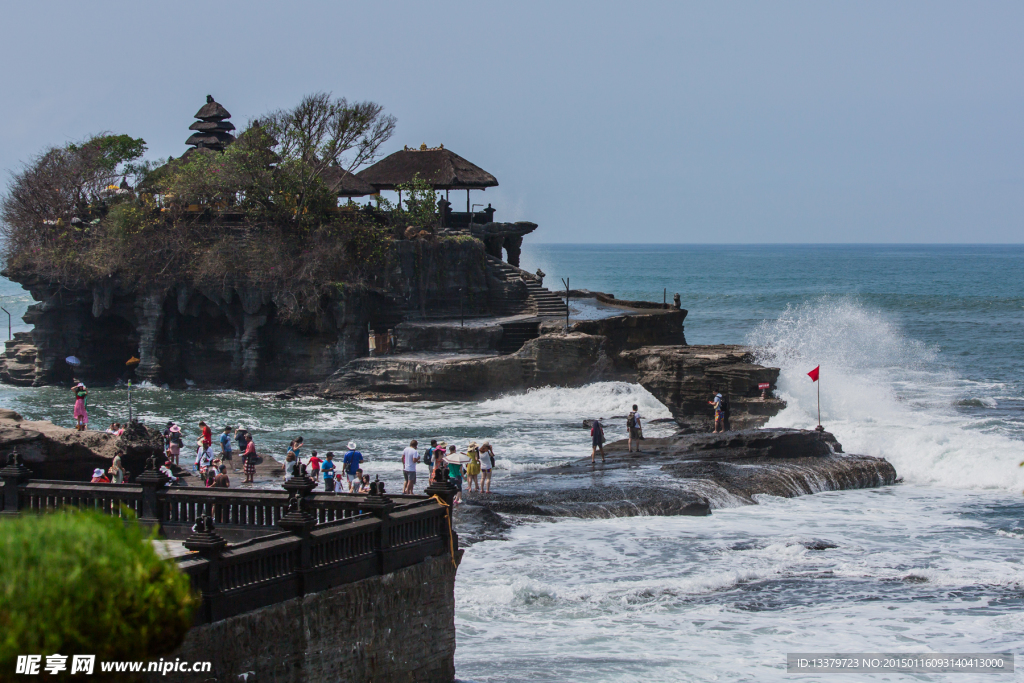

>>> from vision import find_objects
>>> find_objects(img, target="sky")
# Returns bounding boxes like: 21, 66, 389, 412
1, 1, 1021, 243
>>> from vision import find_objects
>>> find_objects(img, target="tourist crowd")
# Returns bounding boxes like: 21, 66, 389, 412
90, 415, 499, 504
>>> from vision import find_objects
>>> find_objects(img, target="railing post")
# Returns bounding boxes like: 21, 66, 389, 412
424, 465, 460, 552
183, 515, 227, 624
0, 448, 31, 516
136, 455, 168, 534
360, 479, 395, 574
278, 465, 317, 596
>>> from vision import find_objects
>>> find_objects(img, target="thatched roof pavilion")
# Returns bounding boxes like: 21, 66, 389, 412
356, 144, 498, 191
322, 165, 377, 197
185, 95, 236, 151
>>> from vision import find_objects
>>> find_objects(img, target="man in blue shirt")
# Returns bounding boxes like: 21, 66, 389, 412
342, 442, 363, 487
220, 426, 234, 462
322, 452, 337, 492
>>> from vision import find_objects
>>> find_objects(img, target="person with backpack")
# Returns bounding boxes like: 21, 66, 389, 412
627, 404, 643, 453
590, 419, 606, 463
342, 442, 364, 487
709, 390, 725, 433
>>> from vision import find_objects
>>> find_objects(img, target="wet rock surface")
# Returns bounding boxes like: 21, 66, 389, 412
454, 428, 897, 545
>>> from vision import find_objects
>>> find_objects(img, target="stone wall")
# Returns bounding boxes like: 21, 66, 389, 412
152, 554, 457, 683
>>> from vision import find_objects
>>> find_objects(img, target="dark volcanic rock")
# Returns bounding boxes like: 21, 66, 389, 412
454, 428, 897, 544
0, 409, 164, 480
622, 345, 787, 432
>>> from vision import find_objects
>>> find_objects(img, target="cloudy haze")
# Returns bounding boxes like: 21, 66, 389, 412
2, 1, 1021, 243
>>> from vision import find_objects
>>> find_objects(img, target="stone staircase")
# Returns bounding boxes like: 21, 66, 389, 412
498, 321, 541, 355
486, 256, 568, 318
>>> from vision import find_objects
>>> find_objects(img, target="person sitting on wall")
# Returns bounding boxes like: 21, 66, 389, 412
90, 468, 110, 484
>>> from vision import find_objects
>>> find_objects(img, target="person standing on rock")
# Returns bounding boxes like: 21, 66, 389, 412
401, 440, 420, 494
627, 405, 643, 453
479, 441, 496, 493
466, 442, 481, 493
199, 421, 212, 452
235, 426, 248, 454
166, 424, 182, 465
709, 391, 724, 433
431, 441, 448, 484
242, 434, 257, 484
220, 426, 234, 463
342, 442, 363, 487
322, 452, 337, 492
72, 382, 89, 431
308, 450, 322, 485
446, 445, 463, 505
591, 419, 606, 463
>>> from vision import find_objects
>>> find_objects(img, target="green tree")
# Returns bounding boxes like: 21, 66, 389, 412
0, 511, 196, 674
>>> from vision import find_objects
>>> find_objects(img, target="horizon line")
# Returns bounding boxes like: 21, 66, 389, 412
524, 242, 1024, 246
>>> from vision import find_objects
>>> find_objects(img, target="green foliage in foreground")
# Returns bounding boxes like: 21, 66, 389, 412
0, 511, 195, 670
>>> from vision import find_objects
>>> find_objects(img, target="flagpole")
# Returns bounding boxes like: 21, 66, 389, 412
817, 369, 820, 428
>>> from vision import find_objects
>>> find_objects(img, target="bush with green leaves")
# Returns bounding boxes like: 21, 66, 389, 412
0, 511, 195, 672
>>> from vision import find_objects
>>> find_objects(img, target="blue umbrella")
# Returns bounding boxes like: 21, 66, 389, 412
65, 356, 81, 366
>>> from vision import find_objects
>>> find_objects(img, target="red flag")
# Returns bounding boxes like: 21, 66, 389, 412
807, 365, 820, 382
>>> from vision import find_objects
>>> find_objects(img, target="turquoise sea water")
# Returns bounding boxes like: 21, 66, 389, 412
1, 244, 1023, 681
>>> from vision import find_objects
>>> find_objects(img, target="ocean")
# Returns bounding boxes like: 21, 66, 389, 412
1, 244, 1023, 681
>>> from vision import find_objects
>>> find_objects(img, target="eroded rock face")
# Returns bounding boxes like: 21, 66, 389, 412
623, 345, 787, 432
0, 409, 164, 480
1, 239, 492, 390
319, 332, 611, 400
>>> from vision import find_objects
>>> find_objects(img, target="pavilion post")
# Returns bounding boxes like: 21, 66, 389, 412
466, 189, 470, 214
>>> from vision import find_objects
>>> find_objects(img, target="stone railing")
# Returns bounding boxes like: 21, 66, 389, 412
0, 450, 460, 624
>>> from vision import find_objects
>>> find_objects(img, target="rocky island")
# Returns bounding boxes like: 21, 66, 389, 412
0, 92, 898, 524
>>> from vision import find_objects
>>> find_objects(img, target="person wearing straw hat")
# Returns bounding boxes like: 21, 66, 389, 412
445, 445, 470, 505
342, 442, 363, 487
431, 441, 448, 484
166, 424, 182, 466
72, 382, 89, 431
465, 442, 481, 493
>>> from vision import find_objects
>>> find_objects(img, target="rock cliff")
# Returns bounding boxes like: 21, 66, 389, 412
2, 238, 492, 389
623, 345, 787, 432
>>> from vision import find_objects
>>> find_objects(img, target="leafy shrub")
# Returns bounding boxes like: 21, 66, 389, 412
0, 511, 195, 672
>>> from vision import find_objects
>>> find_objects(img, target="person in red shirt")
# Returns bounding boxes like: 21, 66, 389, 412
199, 421, 212, 449
308, 450, 322, 485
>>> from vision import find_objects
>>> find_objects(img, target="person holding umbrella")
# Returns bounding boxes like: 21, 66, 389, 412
444, 445, 471, 505
72, 382, 89, 431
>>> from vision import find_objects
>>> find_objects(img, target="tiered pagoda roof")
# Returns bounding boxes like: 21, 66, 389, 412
185, 95, 236, 151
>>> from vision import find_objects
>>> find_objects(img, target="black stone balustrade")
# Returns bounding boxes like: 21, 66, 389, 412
0, 461, 460, 624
